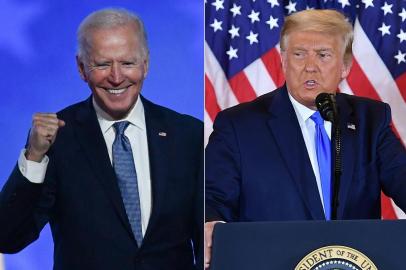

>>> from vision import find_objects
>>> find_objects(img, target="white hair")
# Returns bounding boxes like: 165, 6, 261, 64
77, 8, 149, 62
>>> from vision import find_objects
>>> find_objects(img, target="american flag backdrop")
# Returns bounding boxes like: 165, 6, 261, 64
205, 0, 406, 219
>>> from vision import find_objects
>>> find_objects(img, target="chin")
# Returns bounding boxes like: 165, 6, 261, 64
99, 102, 131, 118
112, 105, 132, 115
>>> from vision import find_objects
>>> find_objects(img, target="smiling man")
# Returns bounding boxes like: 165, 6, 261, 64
204, 9, 406, 269
0, 8, 203, 270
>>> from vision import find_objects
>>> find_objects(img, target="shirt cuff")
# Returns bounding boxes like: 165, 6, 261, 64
18, 149, 49, 184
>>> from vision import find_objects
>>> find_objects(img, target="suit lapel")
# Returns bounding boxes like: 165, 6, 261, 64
266, 87, 325, 220
73, 98, 134, 239
335, 94, 356, 219
141, 97, 170, 242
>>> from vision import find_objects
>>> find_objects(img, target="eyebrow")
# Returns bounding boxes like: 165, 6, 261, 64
291, 47, 335, 54
315, 48, 334, 52
93, 60, 111, 64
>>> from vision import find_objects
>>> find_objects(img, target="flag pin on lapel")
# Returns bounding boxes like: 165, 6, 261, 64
347, 123, 356, 130
158, 131, 167, 137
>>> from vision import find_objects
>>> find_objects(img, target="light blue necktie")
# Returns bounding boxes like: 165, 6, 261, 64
310, 112, 331, 220
112, 121, 143, 245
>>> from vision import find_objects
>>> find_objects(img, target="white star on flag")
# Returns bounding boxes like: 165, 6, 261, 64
266, 15, 279, 30
210, 19, 223, 32
394, 50, 406, 64
285, 1, 297, 14
361, 0, 374, 9
248, 10, 260, 23
381, 1, 393, 16
338, 0, 350, 8
226, 45, 238, 60
399, 8, 406, 22
246, 31, 259, 45
267, 0, 279, 8
378, 22, 391, 36
228, 25, 240, 39
211, 0, 224, 11
397, 29, 406, 43
230, 3, 242, 17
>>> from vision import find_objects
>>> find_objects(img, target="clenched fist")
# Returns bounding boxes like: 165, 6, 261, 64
25, 113, 65, 162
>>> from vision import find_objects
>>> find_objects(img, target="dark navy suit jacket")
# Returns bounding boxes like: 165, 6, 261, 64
206, 85, 406, 222
0, 96, 203, 270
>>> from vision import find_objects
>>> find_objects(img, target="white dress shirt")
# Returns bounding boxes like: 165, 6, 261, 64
18, 97, 152, 236
288, 93, 332, 211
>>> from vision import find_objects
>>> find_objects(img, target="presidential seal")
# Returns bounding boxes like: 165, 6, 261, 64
295, 245, 377, 270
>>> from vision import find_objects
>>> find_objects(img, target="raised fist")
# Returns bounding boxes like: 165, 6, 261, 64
25, 113, 65, 162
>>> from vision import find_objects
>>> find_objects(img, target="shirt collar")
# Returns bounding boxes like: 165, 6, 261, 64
288, 92, 317, 123
92, 96, 146, 134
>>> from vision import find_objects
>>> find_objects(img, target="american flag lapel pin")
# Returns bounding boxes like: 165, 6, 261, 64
158, 131, 167, 137
347, 123, 356, 130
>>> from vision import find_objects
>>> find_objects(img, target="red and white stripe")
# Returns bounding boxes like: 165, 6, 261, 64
204, 19, 406, 219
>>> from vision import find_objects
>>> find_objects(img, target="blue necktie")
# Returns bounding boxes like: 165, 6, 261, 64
112, 121, 143, 245
310, 112, 331, 220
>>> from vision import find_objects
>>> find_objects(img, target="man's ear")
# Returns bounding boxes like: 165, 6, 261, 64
280, 50, 287, 74
341, 58, 352, 79
143, 59, 149, 79
76, 55, 88, 82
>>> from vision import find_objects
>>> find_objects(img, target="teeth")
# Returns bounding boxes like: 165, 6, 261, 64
306, 80, 316, 85
107, 88, 127, 94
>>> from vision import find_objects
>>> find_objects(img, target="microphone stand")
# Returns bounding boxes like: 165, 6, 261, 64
331, 112, 341, 220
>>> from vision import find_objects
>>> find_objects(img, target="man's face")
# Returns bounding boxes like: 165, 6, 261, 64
281, 31, 351, 109
77, 24, 148, 119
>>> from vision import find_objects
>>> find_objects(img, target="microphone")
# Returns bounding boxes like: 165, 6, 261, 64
315, 93, 338, 123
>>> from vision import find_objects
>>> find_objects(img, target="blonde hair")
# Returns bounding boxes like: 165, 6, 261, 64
280, 9, 353, 65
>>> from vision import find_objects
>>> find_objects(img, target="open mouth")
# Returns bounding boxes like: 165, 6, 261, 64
304, 80, 317, 88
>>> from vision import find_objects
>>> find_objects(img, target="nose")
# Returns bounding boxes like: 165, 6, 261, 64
304, 55, 317, 73
108, 63, 125, 85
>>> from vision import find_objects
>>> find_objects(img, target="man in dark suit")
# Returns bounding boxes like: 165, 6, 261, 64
204, 9, 406, 269
0, 8, 203, 270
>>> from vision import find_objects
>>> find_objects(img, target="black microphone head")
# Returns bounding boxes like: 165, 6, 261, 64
315, 93, 336, 122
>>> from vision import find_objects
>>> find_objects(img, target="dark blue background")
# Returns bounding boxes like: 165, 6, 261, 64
0, 0, 203, 269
